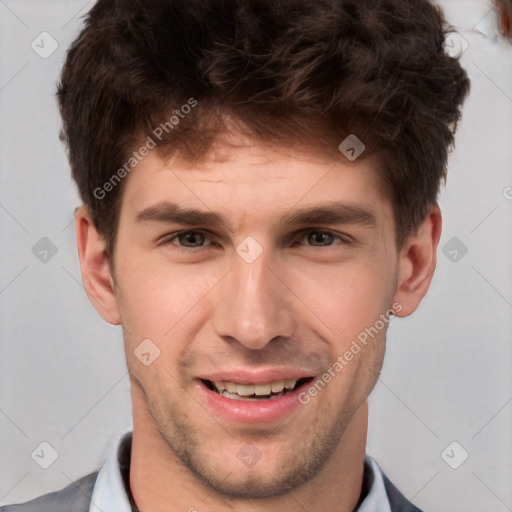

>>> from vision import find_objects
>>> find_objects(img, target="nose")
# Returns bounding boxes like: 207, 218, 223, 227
211, 247, 295, 350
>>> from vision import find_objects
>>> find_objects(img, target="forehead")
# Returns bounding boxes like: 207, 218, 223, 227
120, 132, 390, 229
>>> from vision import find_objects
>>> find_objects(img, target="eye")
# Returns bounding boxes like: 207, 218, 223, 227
294, 229, 353, 248
175, 231, 207, 247
159, 228, 353, 255
306, 230, 335, 246
159, 230, 214, 253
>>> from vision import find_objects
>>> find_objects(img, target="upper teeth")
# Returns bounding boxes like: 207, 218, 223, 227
213, 379, 297, 396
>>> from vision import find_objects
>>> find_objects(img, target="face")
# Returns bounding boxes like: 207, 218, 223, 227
105, 132, 402, 497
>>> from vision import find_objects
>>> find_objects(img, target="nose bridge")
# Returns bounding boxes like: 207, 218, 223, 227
212, 246, 294, 349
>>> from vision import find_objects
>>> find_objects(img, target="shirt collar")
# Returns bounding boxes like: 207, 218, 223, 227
358, 457, 392, 512
89, 431, 391, 512
89, 430, 134, 512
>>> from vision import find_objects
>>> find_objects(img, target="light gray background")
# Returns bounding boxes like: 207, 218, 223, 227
1, 1, 511, 510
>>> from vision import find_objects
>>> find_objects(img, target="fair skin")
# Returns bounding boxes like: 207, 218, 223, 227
76, 130, 441, 512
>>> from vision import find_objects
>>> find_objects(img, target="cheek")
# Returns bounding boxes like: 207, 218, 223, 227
290, 258, 395, 342
115, 261, 222, 343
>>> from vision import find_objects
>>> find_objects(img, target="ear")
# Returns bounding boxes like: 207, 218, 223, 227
392, 205, 442, 317
75, 205, 121, 325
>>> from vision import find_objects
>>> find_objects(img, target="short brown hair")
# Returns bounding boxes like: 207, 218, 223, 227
57, 0, 470, 255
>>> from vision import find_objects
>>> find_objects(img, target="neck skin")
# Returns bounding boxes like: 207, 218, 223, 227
129, 385, 368, 512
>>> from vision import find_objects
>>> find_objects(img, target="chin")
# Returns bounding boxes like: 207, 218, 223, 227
183, 455, 322, 499
162, 413, 347, 500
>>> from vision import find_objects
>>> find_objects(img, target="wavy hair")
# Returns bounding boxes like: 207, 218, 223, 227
57, 0, 470, 253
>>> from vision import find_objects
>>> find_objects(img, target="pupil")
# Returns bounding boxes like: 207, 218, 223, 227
309, 231, 333, 246
181, 231, 204, 247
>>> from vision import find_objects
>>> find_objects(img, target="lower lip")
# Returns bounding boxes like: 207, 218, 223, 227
196, 380, 309, 424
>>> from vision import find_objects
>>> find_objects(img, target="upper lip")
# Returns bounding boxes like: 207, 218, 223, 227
199, 368, 315, 384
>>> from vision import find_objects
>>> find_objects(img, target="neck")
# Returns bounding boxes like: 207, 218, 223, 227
130, 387, 368, 512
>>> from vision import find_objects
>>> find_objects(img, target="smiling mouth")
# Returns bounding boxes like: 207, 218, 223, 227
202, 378, 313, 401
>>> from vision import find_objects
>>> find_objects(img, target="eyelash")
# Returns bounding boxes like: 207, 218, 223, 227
159, 229, 353, 254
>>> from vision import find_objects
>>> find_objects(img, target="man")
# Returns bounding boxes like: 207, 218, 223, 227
1, 0, 470, 510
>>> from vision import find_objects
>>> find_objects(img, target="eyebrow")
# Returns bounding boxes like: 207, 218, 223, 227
135, 200, 377, 231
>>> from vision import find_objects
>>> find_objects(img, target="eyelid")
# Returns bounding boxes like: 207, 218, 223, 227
159, 228, 354, 251
291, 228, 354, 247
158, 229, 217, 249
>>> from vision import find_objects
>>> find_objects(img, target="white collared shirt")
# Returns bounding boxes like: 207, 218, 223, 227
89, 431, 391, 512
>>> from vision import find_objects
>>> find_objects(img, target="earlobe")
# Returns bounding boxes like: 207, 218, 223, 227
75, 206, 122, 325
392, 205, 442, 317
